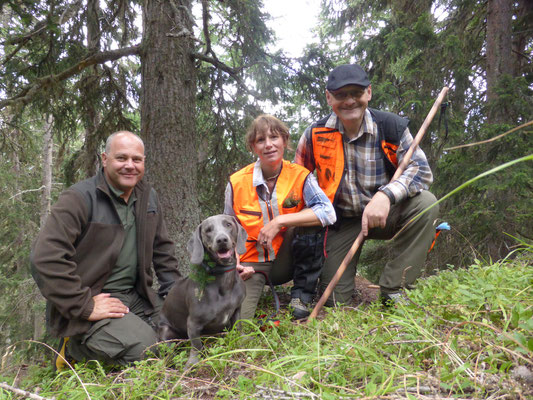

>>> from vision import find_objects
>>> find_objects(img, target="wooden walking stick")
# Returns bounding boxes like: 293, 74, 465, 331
308, 86, 449, 320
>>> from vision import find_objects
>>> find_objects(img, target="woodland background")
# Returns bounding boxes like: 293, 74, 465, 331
0, 0, 531, 352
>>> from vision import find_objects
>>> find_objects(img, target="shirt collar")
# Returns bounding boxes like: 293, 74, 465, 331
326, 109, 376, 141
252, 159, 266, 187
105, 175, 137, 204
252, 159, 285, 187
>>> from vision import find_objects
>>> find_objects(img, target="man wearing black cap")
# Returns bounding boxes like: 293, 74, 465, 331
293, 63, 439, 309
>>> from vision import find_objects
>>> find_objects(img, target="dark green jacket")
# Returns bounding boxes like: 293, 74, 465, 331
31, 170, 181, 337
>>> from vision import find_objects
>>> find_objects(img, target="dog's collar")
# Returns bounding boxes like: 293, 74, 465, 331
199, 253, 236, 276
188, 253, 237, 301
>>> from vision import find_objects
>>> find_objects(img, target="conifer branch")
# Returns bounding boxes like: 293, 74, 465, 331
0, 22, 48, 46
192, 52, 263, 99
0, 45, 141, 110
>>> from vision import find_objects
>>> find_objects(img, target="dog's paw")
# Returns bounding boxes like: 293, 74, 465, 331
185, 354, 200, 368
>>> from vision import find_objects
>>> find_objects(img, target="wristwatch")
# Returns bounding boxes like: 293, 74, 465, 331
378, 185, 395, 204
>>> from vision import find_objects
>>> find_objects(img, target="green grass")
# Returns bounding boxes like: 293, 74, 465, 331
1, 251, 531, 399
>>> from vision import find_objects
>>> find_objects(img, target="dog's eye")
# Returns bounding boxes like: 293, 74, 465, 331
225, 222, 232, 228
205, 227, 213, 233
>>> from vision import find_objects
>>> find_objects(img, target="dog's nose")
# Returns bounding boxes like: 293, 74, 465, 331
216, 235, 229, 245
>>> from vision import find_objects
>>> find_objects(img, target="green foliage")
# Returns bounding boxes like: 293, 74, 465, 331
435, 129, 533, 264
194, 0, 292, 217
2, 255, 531, 398
188, 257, 217, 299
1, 1, 142, 181
0, 122, 46, 349
0, 99, 89, 349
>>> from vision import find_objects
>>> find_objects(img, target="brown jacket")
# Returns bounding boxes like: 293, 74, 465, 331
31, 170, 181, 337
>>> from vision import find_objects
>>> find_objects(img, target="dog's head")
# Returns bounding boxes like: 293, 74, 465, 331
187, 214, 248, 266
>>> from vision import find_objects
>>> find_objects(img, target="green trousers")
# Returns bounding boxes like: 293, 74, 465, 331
68, 289, 162, 365
321, 191, 439, 305
239, 228, 295, 320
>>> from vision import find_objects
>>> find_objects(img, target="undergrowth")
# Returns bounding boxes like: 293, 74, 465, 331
1, 251, 531, 399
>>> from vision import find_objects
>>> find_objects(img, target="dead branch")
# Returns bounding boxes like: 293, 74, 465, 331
0, 382, 55, 400
254, 385, 319, 399
166, 28, 194, 38
8, 184, 64, 201
444, 120, 533, 151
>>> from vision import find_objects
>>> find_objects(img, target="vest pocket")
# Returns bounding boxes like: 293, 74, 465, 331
315, 136, 337, 148
239, 209, 262, 217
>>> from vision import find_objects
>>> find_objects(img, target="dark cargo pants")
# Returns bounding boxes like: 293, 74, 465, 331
68, 289, 163, 365
320, 191, 439, 306
291, 227, 325, 304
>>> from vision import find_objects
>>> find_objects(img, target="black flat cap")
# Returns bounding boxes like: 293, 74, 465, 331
326, 64, 370, 91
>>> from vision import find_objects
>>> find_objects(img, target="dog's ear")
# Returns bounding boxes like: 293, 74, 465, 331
232, 217, 248, 255
187, 223, 204, 265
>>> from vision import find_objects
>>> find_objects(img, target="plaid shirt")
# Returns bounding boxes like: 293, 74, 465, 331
295, 109, 433, 217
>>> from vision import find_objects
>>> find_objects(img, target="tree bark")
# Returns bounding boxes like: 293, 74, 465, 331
513, 0, 533, 77
39, 115, 53, 230
141, 0, 200, 268
81, 0, 102, 178
35, 114, 53, 339
486, 0, 513, 123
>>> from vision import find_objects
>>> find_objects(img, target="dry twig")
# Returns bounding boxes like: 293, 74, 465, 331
444, 120, 533, 151
0, 382, 55, 400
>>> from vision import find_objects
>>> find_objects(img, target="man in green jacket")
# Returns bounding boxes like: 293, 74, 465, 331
31, 131, 182, 366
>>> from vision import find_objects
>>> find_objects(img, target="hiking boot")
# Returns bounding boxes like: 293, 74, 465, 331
380, 291, 410, 307
290, 297, 310, 320
54, 337, 73, 371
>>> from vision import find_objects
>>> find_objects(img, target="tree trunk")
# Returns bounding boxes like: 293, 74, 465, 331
39, 115, 53, 228
34, 114, 53, 339
486, 0, 513, 123
81, 0, 102, 178
513, 0, 533, 77
141, 0, 200, 268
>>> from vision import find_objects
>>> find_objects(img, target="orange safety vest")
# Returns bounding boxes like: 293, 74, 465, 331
230, 160, 309, 262
310, 108, 408, 205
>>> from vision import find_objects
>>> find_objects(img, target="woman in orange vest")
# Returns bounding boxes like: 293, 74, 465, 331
224, 114, 336, 320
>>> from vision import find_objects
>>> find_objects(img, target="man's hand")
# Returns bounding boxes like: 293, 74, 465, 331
87, 293, 129, 321
237, 264, 255, 281
361, 191, 391, 237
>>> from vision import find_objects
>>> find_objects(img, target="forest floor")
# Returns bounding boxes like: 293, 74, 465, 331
275, 275, 380, 317
1, 256, 532, 400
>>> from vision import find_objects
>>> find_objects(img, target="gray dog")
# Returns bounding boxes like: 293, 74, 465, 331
158, 214, 247, 366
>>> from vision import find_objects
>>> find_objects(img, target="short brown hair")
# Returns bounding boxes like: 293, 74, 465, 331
245, 114, 292, 152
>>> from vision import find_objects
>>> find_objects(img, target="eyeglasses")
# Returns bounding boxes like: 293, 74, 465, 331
328, 87, 368, 101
